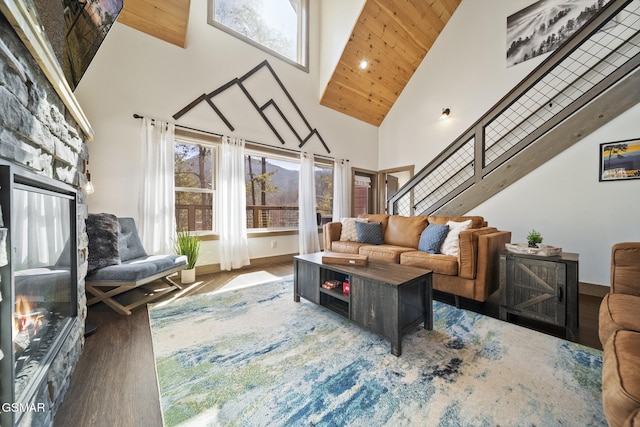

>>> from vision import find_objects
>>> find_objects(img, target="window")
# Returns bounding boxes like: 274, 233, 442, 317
174, 140, 216, 232
209, 0, 309, 70
245, 151, 333, 229
173, 134, 332, 233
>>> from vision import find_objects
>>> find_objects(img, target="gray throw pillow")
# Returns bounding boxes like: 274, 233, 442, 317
87, 213, 121, 273
356, 221, 385, 245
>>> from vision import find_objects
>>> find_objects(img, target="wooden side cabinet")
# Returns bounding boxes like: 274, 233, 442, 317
499, 251, 579, 341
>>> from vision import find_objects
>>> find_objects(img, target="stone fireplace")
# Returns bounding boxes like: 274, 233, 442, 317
0, 9, 89, 427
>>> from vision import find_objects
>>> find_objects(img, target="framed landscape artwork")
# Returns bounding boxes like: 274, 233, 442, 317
507, 0, 612, 67
599, 138, 640, 181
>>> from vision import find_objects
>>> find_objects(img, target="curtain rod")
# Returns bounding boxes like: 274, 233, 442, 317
132, 114, 347, 163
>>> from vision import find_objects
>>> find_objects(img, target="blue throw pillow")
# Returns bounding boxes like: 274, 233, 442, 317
418, 223, 450, 254
356, 221, 385, 245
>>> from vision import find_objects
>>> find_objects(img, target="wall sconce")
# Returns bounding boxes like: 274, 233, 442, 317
440, 108, 451, 120
84, 160, 95, 195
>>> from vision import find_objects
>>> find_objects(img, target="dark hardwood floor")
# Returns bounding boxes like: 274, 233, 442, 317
54, 261, 603, 427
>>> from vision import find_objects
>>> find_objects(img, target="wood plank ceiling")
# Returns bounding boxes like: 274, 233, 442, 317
321, 0, 461, 126
117, 0, 190, 48
116, 0, 460, 127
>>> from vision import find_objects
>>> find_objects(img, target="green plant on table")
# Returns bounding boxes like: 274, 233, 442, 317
175, 229, 200, 269
526, 229, 543, 248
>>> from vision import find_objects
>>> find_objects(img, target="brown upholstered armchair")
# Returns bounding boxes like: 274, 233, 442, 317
599, 242, 640, 427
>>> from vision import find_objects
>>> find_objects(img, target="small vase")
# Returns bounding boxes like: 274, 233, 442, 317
181, 268, 196, 284
528, 242, 538, 248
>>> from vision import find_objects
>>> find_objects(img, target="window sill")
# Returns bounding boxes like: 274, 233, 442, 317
195, 228, 324, 241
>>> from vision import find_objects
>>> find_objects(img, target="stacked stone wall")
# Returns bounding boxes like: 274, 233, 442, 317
1, 11, 89, 427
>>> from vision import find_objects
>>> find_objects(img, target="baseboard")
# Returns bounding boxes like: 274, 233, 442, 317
579, 282, 609, 298
195, 253, 297, 275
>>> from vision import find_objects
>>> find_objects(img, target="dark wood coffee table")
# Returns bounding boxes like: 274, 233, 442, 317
294, 252, 433, 356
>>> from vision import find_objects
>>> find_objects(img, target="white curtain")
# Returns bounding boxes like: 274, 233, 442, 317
218, 136, 250, 270
299, 152, 320, 254
139, 118, 176, 254
332, 159, 349, 221
12, 189, 69, 269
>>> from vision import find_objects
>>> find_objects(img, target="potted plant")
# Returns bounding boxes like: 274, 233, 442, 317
526, 229, 543, 248
175, 229, 200, 283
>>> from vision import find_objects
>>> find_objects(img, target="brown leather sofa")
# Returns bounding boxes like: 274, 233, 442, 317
323, 214, 511, 302
599, 242, 640, 427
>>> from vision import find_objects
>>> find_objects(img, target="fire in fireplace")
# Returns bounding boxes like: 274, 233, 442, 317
0, 164, 78, 425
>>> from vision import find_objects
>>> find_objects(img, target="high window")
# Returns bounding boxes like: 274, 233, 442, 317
208, 0, 309, 70
174, 139, 216, 232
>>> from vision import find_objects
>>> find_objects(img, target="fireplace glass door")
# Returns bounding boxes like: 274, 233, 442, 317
12, 183, 76, 402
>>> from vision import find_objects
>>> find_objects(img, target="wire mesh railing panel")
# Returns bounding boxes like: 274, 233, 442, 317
413, 162, 474, 214
410, 137, 475, 214
393, 193, 412, 216
485, 2, 640, 165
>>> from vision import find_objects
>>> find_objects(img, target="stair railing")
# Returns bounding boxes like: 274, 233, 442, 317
389, 0, 640, 216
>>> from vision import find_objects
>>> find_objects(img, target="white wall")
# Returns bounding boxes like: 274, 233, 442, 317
75, 0, 378, 266
318, 0, 365, 97
379, 0, 640, 285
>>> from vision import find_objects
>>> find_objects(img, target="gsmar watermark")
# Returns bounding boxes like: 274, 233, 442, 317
1, 402, 46, 413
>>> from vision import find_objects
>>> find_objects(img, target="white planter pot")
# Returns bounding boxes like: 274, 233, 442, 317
181, 268, 196, 284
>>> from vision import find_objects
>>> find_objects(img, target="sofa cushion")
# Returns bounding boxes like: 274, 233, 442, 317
331, 240, 371, 254
339, 217, 368, 241
86, 254, 187, 283
359, 245, 415, 263
602, 330, 640, 427
356, 222, 385, 245
599, 293, 640, 346
428, 215, 485, 229
611, 243, 640, 297
384, 215, 428, 248
400, 251, 459, 276
418, 223, 449, 254
441, 220, 472, 257
118, 218, 148, 262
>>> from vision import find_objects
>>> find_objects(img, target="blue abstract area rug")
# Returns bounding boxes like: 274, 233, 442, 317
148, 276, 604, 427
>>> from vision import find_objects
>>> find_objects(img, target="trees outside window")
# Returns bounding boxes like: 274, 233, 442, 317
174, 138, 332, 232
244, 153, 333, 229
174, 141, 215, 232
209, 0, 308, 70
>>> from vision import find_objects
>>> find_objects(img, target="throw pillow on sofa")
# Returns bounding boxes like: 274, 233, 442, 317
418, 223, 450, 254
340, 217, 368, 241
356, 221, 385, 245
441, 219, 472, 257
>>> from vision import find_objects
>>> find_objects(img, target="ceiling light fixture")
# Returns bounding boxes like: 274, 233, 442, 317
440, 108, 451, 120
359, 60, 368, 70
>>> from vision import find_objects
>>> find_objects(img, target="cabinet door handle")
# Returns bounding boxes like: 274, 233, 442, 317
558, 286, 563, 303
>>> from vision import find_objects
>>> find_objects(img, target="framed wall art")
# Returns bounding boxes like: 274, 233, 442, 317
507, 0, 612, 67
599, 138, 640, 181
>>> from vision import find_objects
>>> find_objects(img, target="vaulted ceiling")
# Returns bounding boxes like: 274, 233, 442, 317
117, 0, 460, 127
320, 0, 461, 126
118, 0, 190, 48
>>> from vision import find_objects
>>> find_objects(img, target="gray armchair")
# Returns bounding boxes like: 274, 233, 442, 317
85, 217, 187, 315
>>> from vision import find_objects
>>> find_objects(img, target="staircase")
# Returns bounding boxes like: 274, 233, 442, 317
389, 0, 640, 217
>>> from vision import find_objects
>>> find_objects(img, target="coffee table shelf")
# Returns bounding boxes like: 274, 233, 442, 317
319, 287, 349, 303
294, 252, 433, 356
